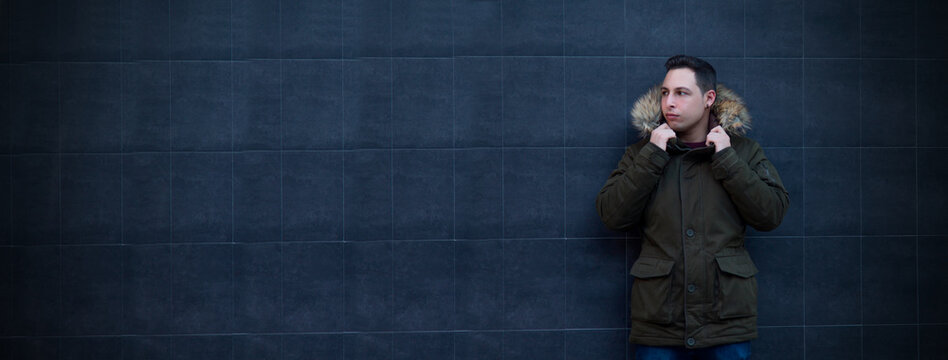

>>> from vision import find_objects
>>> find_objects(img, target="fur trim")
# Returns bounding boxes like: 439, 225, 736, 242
630, 84, 752, 137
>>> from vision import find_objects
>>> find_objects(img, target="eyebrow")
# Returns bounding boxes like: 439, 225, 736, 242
660, 87, 691, 92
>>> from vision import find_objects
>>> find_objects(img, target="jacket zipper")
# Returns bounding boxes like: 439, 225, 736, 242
678, 155, 688, 345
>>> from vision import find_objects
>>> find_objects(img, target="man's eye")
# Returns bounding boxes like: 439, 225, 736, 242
677, 91, 687, 96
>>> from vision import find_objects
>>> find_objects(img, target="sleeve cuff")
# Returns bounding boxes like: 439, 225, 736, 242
636, 142, 671, 173
711, 146, 741, 180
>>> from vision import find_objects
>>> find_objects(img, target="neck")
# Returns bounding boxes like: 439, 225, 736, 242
677, 111, 711, 143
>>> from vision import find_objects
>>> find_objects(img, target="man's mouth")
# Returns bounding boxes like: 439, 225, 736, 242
665, 113, 680, 119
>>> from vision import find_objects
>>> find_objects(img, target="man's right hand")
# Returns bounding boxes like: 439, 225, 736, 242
649, 123, 676, 151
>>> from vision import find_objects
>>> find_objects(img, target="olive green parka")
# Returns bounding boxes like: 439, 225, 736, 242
596, 85, 790, 349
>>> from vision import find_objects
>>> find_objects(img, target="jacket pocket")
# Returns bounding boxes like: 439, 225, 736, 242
629, 256, 676, 324
713, 250, 759, 320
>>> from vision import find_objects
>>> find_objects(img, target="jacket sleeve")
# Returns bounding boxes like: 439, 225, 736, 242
710, 142, 790, 231
596, 141, 670, 232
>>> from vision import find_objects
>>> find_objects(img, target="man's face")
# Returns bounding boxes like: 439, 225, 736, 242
661, 68, 711, 137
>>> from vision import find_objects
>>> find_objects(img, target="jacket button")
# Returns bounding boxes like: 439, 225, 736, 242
687, 338, 696, 346
687, 284, 696, 293
686, 229, 695, 237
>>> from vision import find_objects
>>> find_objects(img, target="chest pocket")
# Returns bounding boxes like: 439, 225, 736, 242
629, 256, 676, 324
713, 251, 759, 320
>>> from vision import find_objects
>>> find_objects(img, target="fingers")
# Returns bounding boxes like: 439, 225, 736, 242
705, 128, 731, 152
707, 126, 725, 146
652, 124, 675, 139
649, 124, 677, 151
706, 129, 721, 146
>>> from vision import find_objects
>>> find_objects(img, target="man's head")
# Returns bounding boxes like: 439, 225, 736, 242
660, 55, 717, 140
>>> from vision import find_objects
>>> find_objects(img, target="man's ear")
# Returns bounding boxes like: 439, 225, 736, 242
704, 90, 716, 108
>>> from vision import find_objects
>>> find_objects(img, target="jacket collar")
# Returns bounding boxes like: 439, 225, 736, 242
630, 84, 752, 138
666, 138, 715, 157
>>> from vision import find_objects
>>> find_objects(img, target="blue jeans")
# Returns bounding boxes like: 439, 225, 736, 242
635, 341, 751, 360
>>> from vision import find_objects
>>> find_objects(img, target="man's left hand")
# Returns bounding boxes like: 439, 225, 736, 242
705, 126, 730, 153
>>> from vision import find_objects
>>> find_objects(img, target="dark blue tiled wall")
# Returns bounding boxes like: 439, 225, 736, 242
2, 0, 947, 359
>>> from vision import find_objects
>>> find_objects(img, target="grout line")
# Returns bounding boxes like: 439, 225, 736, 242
0, 326, 740, 340
341, 104, 348, 332
26, 54, 944, 64
622, 5, 629, 150
6, 149, 9, 254
451, 0, 457, 244
914, 1, 920, 355
9, 144, 948, 157
167, 0, 175, 338
5, 0, 8, 64
859, 116, 864, 359
500, 2, 506, 358
621, 16, 631, 352
801, 0, 805, 58
561, 17, 567, 243
857, 2, 864, 358
390, 241, 395, 358
800, 6, 807, 358
622, 0, 627, 61
230, 0, 237, 340
389, 1, 395, 242
857, 4, 865, 357
279, 0, 286, 338
561, 1, 567, 357
119, 12, 127, 342
4, 241, 9, 360
800, 0, 807, 353
390, 0, 395, 349
451, 1, 458, 356
340, 0, 346, 347
683, 0, 687, 53
57, 59, 64, 341
340, 21, 346, 242
5, 234, 938, 248
119, 76, 125, 244
7, 59, 10, 247
858, 0, 862, 58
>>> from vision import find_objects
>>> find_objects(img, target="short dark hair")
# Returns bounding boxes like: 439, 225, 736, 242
664, 55, 716, 94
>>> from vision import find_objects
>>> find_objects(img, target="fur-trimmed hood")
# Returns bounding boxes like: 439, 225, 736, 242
630, 84, 751, 137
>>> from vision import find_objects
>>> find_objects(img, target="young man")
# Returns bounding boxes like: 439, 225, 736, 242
596, 55, 789, 359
